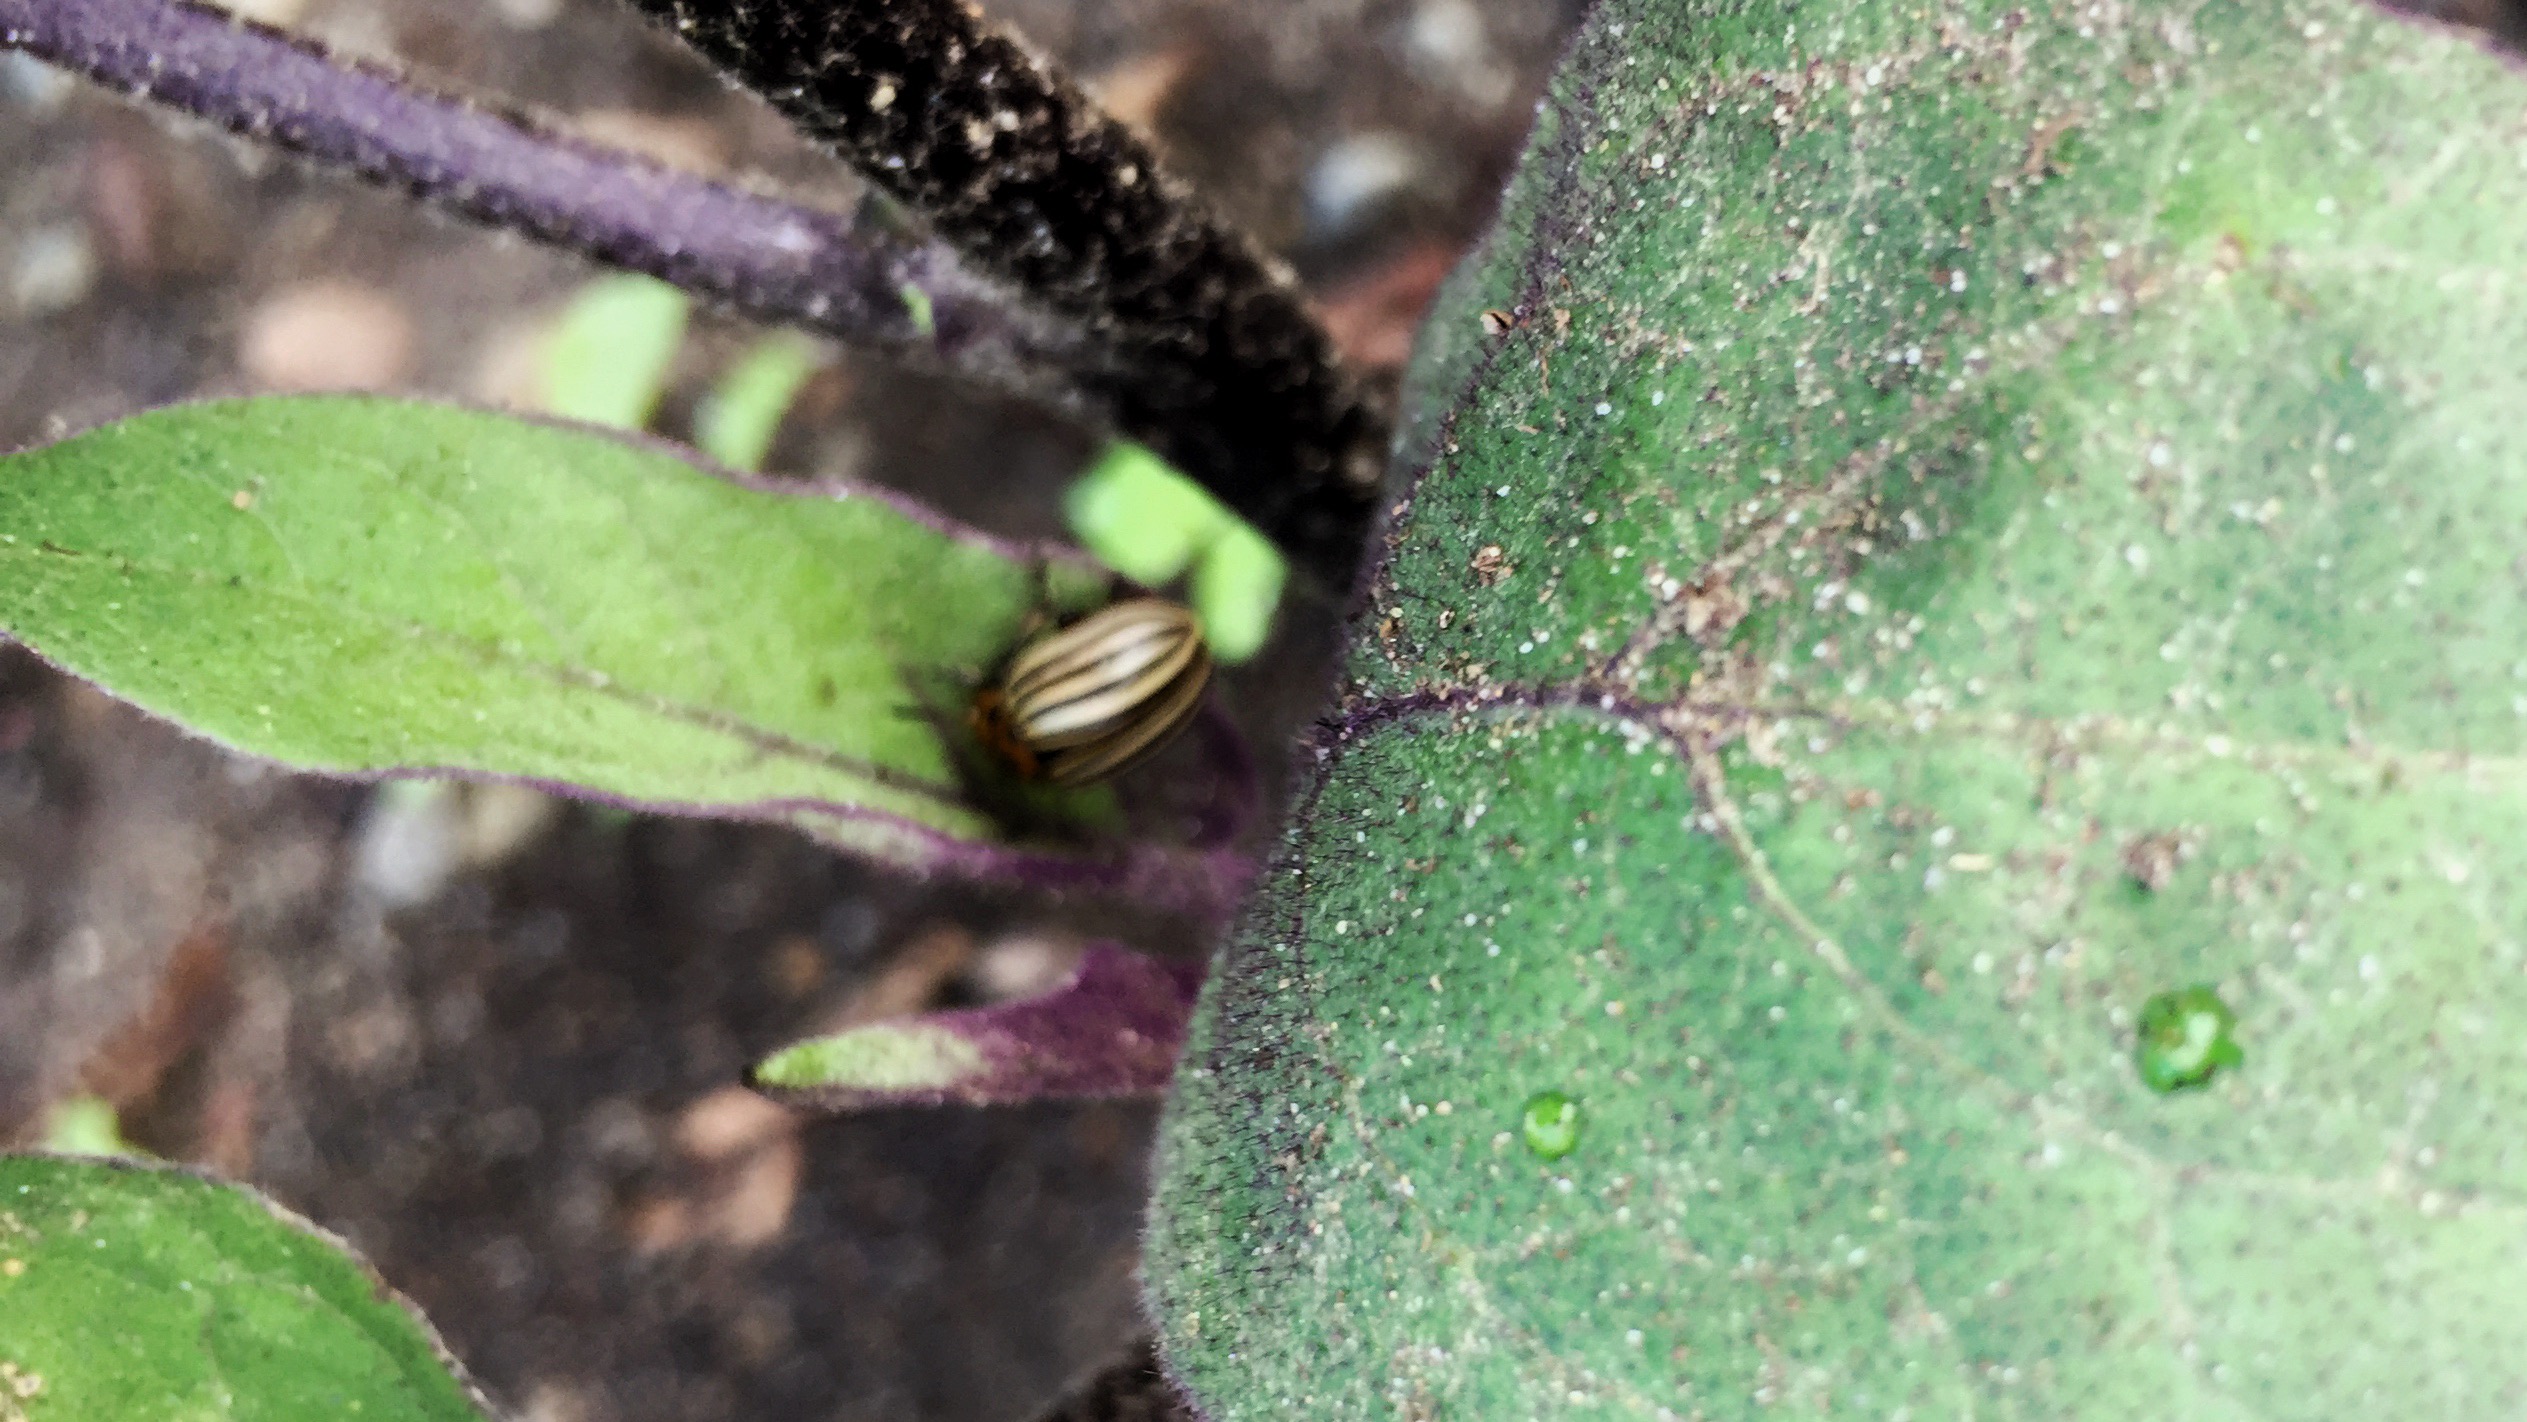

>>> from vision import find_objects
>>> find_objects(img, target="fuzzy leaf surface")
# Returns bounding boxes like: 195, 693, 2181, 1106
1148, 0, 2527, 1414
0, 1155, 489, 1420
0, 397, 1095, 859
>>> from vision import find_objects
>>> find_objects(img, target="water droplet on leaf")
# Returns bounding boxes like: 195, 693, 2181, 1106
2135, 985, 2242, 1093
1522, 1090, 1583, 1159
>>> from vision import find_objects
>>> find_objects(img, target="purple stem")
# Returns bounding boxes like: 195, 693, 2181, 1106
0, 0, 1100, 410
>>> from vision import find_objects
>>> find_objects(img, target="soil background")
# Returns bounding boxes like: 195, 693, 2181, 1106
0, 0, 1587, 1418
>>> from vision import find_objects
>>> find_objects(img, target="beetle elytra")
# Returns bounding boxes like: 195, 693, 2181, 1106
971, 598, 1212, 786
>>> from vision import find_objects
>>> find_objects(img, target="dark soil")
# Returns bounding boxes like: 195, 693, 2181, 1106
0, 0, 1584, 1418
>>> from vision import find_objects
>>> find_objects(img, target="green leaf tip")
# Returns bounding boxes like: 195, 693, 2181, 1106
1067, 442, 1217, 584
754, 1022, 986, 1092
539, 274, 689, 429
695, 333, 821, 471
1190, 522, 1286, 664
37, 1097, 135, 1160
898, 282, 937, 339
0, 1155, 490, 1421
754, 944, 1205, 1110
1065, 442, 1285, 661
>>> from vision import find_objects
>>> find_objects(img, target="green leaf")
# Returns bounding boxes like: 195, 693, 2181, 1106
1065, 443, 1287, 662
0, 396, 1105, 863
757, 1022, 987, 1095
1191, 521, 1285, 663
0, 1155, 489, 1420
752, 944, 1204, 1109
695, 333, 821, 471
1149, 0, 2527, 1414
898, 282, 937, 340
1066, 442, 1221, 586
37, 1098, 135, 1160
539, 274, 689, 429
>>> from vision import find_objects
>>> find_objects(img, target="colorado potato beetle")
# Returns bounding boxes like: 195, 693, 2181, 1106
971, 598, 1212, 786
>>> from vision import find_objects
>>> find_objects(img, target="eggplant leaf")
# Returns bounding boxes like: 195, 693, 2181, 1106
0, 397, 1122, 871
1147, 0, 2527, 1413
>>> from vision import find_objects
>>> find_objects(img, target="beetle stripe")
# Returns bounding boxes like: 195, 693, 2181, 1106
1005, 603, 1203, 745
1039, 645, 1211, 784
1009, 624, 1185, 706
982, 597, 1212, 785
1004, 604, 1189, 693
1020, 640, 1203, 744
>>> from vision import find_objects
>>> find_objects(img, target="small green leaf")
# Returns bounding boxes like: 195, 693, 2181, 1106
539, 274, 689, 429
756, 1023, 985, 1093
695, 333, 821, 471
753, 945, 1204, 1109
1190, 521, 1285, 662
0, 396, 1106, 863
1065, 443, 1286, 662
898, 282, 937, 340
0, 1155, 490, 1421
1065, 442, 1220, 586
37, 1098, 134, 1160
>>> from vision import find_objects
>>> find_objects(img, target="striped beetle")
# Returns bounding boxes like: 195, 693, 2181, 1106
971, 598, 1212, 786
